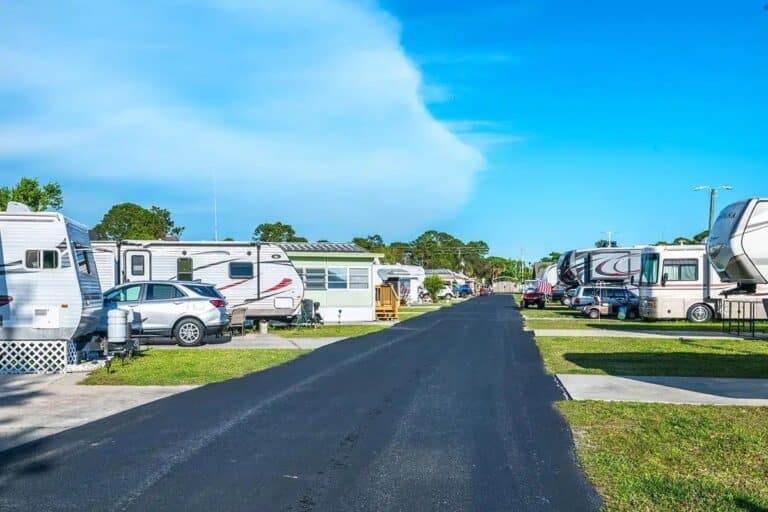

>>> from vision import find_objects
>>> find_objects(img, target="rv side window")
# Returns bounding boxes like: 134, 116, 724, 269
131, 255, 146, 276
327, 268, 348, 289
662, 259, 698, 281
43, 250, 59, 269
349, 268, 369, 289
640, 254, 659, 285
177, 258, 193, 281
229, 262, 254, 279
25, 250, 40, 269
302, 268, 326, 290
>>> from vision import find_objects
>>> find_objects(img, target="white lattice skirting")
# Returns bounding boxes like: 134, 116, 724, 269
0, 340, 78, 374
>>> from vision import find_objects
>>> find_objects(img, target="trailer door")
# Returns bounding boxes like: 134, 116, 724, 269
124, 250, 151, 282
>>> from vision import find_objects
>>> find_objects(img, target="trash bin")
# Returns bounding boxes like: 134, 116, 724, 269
258, 319, 269, 335
108, 308, 131, 344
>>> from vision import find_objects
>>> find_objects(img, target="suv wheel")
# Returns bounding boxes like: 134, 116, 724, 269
174, 318, 205, 346
587, 309, 600, 319
687, 303, 713, 323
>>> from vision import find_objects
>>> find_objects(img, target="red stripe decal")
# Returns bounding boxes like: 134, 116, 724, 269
263, 277, 292, 294
217, 278, 253, 291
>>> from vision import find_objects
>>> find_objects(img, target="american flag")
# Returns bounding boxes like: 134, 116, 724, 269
536, 280, 553, 296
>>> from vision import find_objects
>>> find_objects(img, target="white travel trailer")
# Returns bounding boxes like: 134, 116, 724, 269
557, 247, 643, 288
373, 264, 425, 304
92, 240, 304, 319
0, 203, 102, 341
707, 198, 768, 287
637, 244, 767, 322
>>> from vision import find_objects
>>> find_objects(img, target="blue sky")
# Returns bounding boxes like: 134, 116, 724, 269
1, 1, 767, 260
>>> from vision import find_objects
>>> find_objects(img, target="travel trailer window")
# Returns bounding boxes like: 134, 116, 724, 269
177, 257, 193, 281
131, 255, 146, 276
328, 268, 348, 289
640, 253, 659, 285
24, 250, 59, 269
229, 262, 254, 279
299, 268, 326, 290
662, 258, 698, 281
349, 268, 369, 289
147, 284, 185, 300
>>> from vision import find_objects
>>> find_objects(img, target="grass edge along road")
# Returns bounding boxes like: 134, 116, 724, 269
525, 317, 768, 332
537, 336, 768, 378
272, 324, 387, 338
82, 349, 309, 385
558, 401, 768, 512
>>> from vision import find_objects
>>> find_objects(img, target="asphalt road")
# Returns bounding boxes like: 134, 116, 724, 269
0, 295, 600, 511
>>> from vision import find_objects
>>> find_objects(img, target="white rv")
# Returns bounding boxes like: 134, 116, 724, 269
0, 203, 102, 341
707, 198, 768, 287
557, 247, 643, 289
373, 264, 425, 304
92, 240, 304, 319
637, 244, 767, 322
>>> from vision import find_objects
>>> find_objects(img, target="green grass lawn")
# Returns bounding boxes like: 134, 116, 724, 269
273, 324, 388, 338
525, 317, 768, 332
82, 349, 308, 386
558, 401, 768, 511
520, 304, 582, 319
537, 336, 768, 378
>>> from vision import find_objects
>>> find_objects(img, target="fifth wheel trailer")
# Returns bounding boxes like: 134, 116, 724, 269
557, 247, 643, 288
0, 203, 102, 341
92, 240, 304, 320
707, 198, 768, 287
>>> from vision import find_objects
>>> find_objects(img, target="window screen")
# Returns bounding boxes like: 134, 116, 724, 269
663, 259, 698, 281
229, 262, 254, 279
303, 268, 326, 290
177, 257, 193, 281
147, 284, 184, 300
349, 268, 369, 289
25, 250, 40, 269
327, 268, 348, 289
131, 254, 145, 276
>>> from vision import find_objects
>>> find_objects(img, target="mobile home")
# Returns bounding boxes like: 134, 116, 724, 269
92, 240, 303, 319
557, 247, 643, 288
0, 203, 102, 341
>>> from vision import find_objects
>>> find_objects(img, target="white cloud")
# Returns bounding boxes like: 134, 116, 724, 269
0, 0, 485, 239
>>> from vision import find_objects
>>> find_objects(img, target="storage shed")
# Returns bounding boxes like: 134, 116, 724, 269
277, 242, 382, 323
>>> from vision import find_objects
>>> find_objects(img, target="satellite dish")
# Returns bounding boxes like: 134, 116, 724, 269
5, 202, 33, 213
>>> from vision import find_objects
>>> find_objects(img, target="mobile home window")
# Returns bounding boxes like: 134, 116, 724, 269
349, 268, 369, 289
302, 268, 326, 290
663, 258, 698, 282
639, 253, 659, 285
327, 268, 348, 289
177, 257, 194, 281
229, 262, 254, 279
131, 255, 146, 276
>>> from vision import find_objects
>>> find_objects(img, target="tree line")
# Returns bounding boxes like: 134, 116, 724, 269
2, 177, 543, 282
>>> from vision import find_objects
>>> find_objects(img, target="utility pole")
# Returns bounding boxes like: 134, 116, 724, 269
693, 185, 733, 299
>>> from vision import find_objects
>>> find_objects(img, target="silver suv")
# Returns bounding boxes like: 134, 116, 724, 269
100, 281, 229, 346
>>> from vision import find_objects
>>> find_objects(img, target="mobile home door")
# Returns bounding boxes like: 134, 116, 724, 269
123, 250, 151, 283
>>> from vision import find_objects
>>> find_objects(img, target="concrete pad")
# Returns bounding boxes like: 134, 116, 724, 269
0, 373, 196, 452
146, 333, 346, 350
556, 374, 768, 406
534, 328, 745, 339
